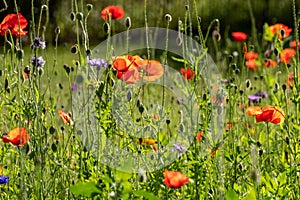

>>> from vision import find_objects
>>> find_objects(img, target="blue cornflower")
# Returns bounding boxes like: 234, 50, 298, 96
0, 176, 9, 184
31, 56, 45, 69
32, 37, 46, 49
254, 91, 268, 99
88, 58, 107, 68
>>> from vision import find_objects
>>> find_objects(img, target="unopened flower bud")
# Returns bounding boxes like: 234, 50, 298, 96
86, 4, 93, 11
76, 12, 83, 21
165, 14, 172, 22
125, 17, 131, 28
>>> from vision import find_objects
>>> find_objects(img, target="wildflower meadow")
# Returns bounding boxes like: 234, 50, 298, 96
0, 0, 300, 199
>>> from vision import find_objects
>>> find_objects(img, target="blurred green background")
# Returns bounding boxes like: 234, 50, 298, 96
0, 0, 299, 46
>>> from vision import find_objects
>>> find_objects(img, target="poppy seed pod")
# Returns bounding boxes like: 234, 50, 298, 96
86, 4, 93, 11
197, 16, 201, 23
165, 14, 172, 22
76, 12, 83, 21
103, 22, 110, 34
125, 17, 131, 28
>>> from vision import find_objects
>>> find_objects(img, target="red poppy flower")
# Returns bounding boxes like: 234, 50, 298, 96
196, 132, 204, 142
287, 72, 300, 87
101, 6, 124, 20
225, 122, 233, 131
163, 170, 189, 188
58, 110, 74, 125
256, 105, 285, 124
231, 32, 248, 42
245, 59, 258, 70
269, 23, 292, 40
244, 52, 258, 60
246, 105, 285, 124
280, 48, 296, 64
0, 13, 28, 37
263, 59, 277, 68
180, 68, 195, 80
2, 127, 29, 146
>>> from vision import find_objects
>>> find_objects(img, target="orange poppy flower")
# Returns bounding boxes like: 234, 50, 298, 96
180, 68, 195, 80
245, 59, 258, 70
231, 32, 248, 42
101, 5, 124, 20
0, 13, 28, 37
58, 110, 74, 125
280, 48, 296, 64
142, 60, 164, 82
256, 105, 285, 124
244, 52, 258, 60
2, 127, 29, 146
225, 122, 233, 131
268, 23, 292, 40
246, 106, 263, 116
196, 132, 204, 142
263, 59, 277, 68
163, 170, 189, 188
113, 55, 164, 84
290, 40, 300, 50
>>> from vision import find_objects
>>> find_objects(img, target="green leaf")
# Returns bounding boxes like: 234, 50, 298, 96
242, 187, 256, 200
225, 189, 239, 200
69, 182, 101, 198
133, 190, 160, 200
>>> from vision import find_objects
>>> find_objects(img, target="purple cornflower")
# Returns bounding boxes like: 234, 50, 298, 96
171, 142, 187, 153
31, 56, 45, 69
0, 176, 9, 184
254, 91, 268, 99
71, 83, 79, 91
248, 95, 261, 102
88, 58, 107, 69
32, 37, 46, 49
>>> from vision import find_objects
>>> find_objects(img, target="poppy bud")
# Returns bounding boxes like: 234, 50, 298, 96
280, 29, 285, 39
55, 26, 60, 35
228, 55, 233, 63
70, 12, 76, 21
5, 41, 12, 49
86, 49, 91, 56
185, 5, 189, 10
274, 48, 279, 56
165, 14, 172, 22
86, 4, 93, 11
41, 4, 48, 10
282, 84, 287, 91
63, 64, 71, 75
245, 79, 251, 88
125, 17, 131, 28
24, 66, 30, 74
235, 68, 240, 74
138, 105, 144, 114
197, 16, 201, 23
76, 12, 83, 21
38, 67, 44, 75
285, 136, 289, 145
70, 44, 78, 54
103, 22, 110, 34
166, 119, 171, 124
16, 49, 24, 60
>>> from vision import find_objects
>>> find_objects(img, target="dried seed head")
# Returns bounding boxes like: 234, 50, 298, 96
165, 14, 172, 22
125, 17, 131, 28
